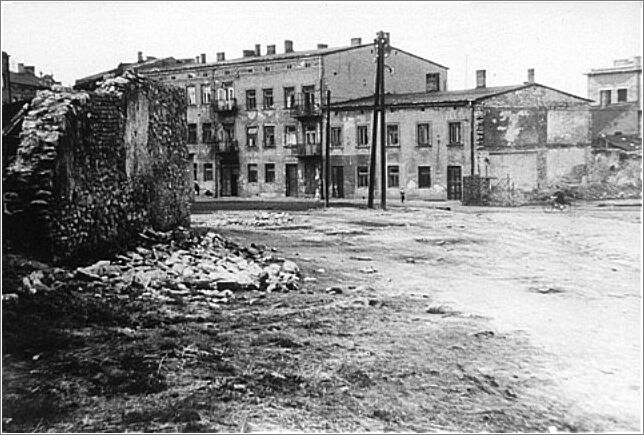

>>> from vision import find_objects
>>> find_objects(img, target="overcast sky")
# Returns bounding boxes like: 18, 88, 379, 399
2, 1, 642, 97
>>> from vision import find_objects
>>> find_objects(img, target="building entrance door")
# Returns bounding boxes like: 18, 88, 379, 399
447, 166, 462, 200
220, 165, 238, 197
331, 166, 344, 198
285, 164, 298, 197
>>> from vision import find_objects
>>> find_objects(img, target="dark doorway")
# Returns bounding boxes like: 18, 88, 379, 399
303, 162, 318, 195
331, 165, 344, 198
285, 164, 298, 197
220, 165, 239, 197
447, 165, 462, 200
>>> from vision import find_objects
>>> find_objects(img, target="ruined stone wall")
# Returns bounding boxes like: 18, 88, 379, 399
3, 74, 190, 261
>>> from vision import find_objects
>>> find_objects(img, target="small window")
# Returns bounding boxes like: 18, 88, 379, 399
357, 125, 369, 147
203, 72, 208, 77
600, 90, 612, 106
202, 123, 213, 143
224, 70, 230, 75
284, 125, 297, 146
246, 90, 257, 110
203, 163, 214, 181
247, 126, 258, 147
304, 62, 311, 68
331, 127, 343, 147
284, 87, 295, 108
617, 88, 628, 102
263, 125, 276, 148
248, 164, 258, 183
287, 64, 293, 69
265, 163, 276, 183
417, 123, 432, 147
187, 86, 197, 105
263, 88, 274, 109
305, 125, 317, 144
357, 166, 369, 188
426, 73, 440, 92
170, 76, 176, 80
387, 124, 399, 147
418, 166, 431, 188
448, 122, 462, 145
187, 123, 197, 144
193, 163, 198, 181
265, 66, 271, 72
387, 165, 400, 188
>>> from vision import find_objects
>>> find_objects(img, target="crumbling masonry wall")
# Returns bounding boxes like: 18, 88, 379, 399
3, 74, 190, 261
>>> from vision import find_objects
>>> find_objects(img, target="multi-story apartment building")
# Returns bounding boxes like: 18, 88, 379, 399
140, 37, 448, 197
586, 56, 642, 138
329, 69, 593, 200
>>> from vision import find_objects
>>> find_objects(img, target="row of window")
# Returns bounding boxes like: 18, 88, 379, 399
356, 165, 431, 188
187, 121, 464, 147
599, 88, 629, 106
186, 84, 316, 110
195, 162, 433, 189
245, 85, 315, 111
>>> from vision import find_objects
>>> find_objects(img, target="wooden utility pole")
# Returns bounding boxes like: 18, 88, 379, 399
325, 90, 331, 207
367, 38, 382, 209
378, 31, 388, 210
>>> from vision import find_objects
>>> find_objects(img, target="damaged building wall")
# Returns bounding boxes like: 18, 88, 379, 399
474, 84, 593, 203
3, 74, 190, 261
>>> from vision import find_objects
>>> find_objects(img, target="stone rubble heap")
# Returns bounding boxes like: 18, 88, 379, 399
193, 212, 295, 228
9, 228, 301, 305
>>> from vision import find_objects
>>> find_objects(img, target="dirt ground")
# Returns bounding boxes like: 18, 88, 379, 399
2, 201, 642, 432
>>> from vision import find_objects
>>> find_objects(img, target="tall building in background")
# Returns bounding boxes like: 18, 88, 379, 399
586, 56, 642, 140
2, 52, 61, 104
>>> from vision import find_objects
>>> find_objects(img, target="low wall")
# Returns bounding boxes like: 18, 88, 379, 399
3, 73, 190, 261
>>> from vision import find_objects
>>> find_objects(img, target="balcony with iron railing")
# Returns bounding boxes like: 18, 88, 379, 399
212, 98, 237, 115
287, 142, 322, 157
289, 93, 322, 119
213, 138, 239, 154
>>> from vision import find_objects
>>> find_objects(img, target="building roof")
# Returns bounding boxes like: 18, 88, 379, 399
75, 56, 189, 86
9, 71, 46, 88
330, 83, 592, 109
134, 43, 448, 74
586, 65, 642, 75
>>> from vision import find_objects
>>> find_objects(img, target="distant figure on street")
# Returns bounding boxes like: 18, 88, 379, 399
400, 187, 406, 204
194, 182, 200, 196
551, 185, 566, 209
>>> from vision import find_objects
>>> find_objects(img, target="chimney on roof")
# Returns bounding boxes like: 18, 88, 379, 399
137, 51, 143, 63
267, 44, 276, 55
201, 53, 206, 63
634, 56, 642, 67
476, 69, 486, 88
17, 63, 25, 73
24, 66, 35, 75
284, 40, 294, 53
243, 50, 255, 58
217, 52, 226, 61
317, 43, 328, 49
351, 37, 362, 46
195, 55, 200, 63
526, 68, 535, 84
255, 44, 261, 56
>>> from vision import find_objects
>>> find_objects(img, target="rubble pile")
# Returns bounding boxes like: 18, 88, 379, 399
6, 228, 301, 305
193, 212, 296, 228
